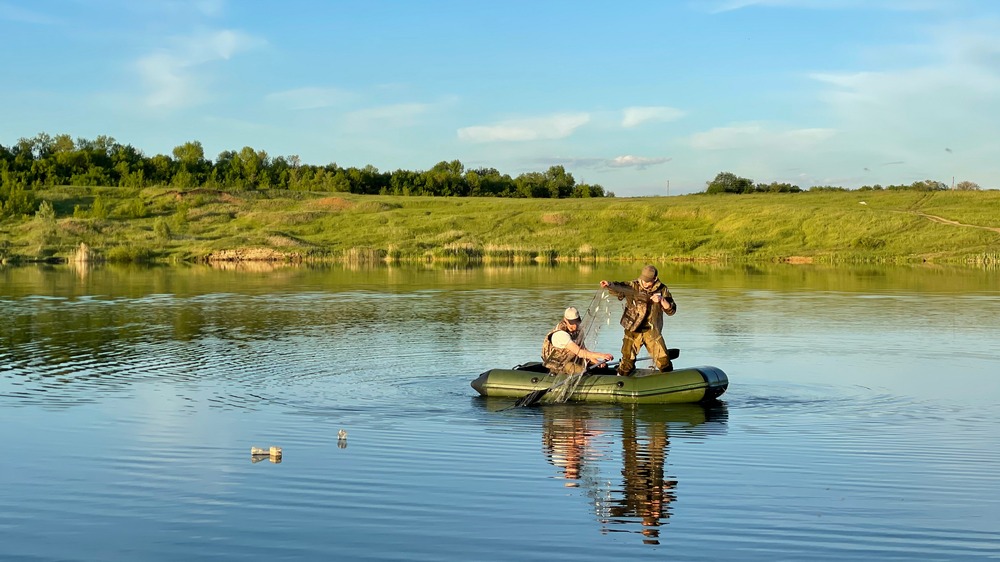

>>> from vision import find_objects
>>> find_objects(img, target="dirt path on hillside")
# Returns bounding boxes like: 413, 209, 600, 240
915, 212, 1000, 234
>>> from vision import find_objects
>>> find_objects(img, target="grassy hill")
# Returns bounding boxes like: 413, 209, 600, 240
2, 187, 998, 266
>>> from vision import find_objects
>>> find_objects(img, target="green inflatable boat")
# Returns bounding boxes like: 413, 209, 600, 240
471, 361, 729, 404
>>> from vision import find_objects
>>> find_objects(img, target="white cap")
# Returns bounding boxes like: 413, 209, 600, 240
563, 306, 581, 321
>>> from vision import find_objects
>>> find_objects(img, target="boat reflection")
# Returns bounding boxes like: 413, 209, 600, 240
539, 401, 728, 545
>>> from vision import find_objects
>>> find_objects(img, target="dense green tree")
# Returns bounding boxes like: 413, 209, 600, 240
346, 164, 388, 194
326, 168, 351, 192
463, 170, 481, 196
172, 141, 205, 167
70, 165, 111, 187
285, 155, 305, 190
573, 182, 606, 197
213, 150, 238, 187
31, 133, 55, 160
910, 179, 948, 191
470, 167, 513, 196
76, 136, 116, 176
389, 169, 422, 195
51, 134, 75, 154
423, 160, 466, 196
0, 132, 614, 198
234, 146, 268, 189
886, 179, 947, 191
0, 184, 37, 217
91, 195, 109, 220
172, 141, 208, 186
0, 144, 11, 167
706, 171, 755, 194
147, 154, 175, 186
111, 143, 147, 187
268, 156, 290, 189
13, 138, 35, 169
544, 165, 576, 198
755, 181, 801, 193
514, 172, 550, 198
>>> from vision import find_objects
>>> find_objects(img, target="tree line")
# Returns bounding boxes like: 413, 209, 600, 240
704, 171, 983, 194
1, 133, 612, 217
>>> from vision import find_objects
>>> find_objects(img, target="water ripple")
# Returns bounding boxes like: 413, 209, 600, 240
4, 272, 1000, 560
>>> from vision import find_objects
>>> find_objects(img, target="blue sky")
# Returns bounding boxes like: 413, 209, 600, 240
2, 0, 999, 195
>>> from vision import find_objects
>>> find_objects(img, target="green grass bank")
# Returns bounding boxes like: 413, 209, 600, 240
2, 187, 998, 266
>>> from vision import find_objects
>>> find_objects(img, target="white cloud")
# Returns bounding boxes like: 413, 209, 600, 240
532, 155, 671, 171
135, 29, 264, 108
621, 106, 686, 127
136, 52, 190, 108
690, 123, 836, 150
265, 87, 356, 110
672, 21, 1000, 190
809, 21, 1000, 169
608, 155, 673, 169
457, 113, 591, 143
812, 41, 1000, 118
192, 28, 258, 60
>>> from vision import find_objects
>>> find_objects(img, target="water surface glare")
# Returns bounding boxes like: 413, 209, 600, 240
1, 263, 999, 561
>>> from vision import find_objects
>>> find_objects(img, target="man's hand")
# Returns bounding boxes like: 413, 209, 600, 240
588, 352, 613, 364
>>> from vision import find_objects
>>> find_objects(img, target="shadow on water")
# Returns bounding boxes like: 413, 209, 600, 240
473, 398, 728, 545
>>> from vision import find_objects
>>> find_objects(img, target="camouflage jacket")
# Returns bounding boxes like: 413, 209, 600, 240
541, 319, 587, 375
606, 279, 676, 333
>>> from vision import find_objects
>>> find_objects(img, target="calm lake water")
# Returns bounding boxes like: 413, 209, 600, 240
1, 262, 999, 561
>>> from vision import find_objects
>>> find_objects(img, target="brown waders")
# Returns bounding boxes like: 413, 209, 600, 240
617, 329, 672, 376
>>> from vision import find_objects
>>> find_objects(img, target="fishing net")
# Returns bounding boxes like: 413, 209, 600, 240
546, 289, 616, 403
514, 284, 661, 407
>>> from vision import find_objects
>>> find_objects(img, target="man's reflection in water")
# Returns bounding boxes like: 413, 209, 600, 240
541, 403, 725, 545
542, 414, 603, 487
609, 415, 675, 545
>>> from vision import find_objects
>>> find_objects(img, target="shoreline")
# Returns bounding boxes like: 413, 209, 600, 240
1, 188, 997, 268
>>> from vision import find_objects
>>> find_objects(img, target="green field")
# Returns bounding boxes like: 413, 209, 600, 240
2, 187, 998, 266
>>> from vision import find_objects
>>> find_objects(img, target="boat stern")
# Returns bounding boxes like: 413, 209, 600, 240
696, 365, 729, 400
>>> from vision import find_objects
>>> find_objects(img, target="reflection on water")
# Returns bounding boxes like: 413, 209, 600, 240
611, 409, 675, 544
539, 403, 728, 545
2, 262, 999, 561
4, 260, 1000, 299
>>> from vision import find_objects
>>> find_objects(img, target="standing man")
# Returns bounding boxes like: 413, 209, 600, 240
600, 265, 676, 376
542, 306, 614, 375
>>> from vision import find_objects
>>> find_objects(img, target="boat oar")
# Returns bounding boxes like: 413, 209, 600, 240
512, 357, 652, 407
603, 356, 651, 371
